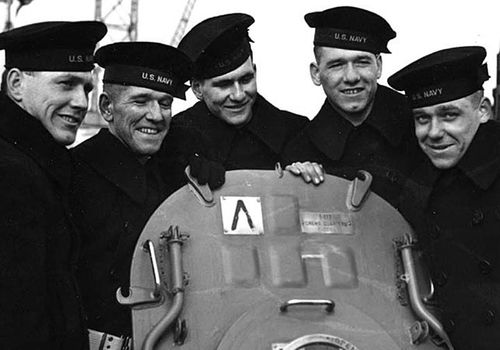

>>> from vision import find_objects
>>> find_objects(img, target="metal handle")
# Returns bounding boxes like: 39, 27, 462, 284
143, 240, 161, 297
142, 226, 188, 350
347, 170, 373, 210
399, 233, 454, 349
280, 299, 335, 313
184, 165, 215, 207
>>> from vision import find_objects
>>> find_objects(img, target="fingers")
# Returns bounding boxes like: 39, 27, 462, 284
286, 161, 325, 185
188, 153, 226, 189
208, 162, 226, 190
285, 163, 302, 175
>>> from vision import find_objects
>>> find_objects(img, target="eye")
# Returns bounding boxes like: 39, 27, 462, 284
213, 81, 232, 88
442, 113, 458, 121
414, 115, 430, 124
357, 59, 372, 66
133, 99, 147, 105
58, 80, 74, 89
327, 62, 343, 70
240, 74, 254, 84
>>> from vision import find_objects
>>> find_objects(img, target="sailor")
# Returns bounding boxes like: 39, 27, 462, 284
173, 13, 309, 170
0, 20, 106, 349
284, 6, 421, 209
389, 46, 498, 349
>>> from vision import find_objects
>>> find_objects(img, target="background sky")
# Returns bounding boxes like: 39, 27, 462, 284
1, 0, 498, 118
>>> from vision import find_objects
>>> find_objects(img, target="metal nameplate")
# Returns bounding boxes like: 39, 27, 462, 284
300, 211, 354, 234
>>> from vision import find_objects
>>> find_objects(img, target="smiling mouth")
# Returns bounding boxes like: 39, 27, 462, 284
137, 127, 161, 135
428, 144, 453, 151
342, 88, 364, 95
225, 102, 248, 110
60, 115, 81, 125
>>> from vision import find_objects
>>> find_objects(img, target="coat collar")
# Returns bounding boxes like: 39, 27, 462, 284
245, 94, 295, 154
186, 100, 236, 161
456, 121, 500, 190
0, 93, 72, 191
308, 85, 409, 161
410, 121, 500, 207
186, 94, 292, 159
72, 129, 150, 204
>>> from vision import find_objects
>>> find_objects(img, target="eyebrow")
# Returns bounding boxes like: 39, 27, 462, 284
57, 74, 94, 90
128, 92, 173, 102
212, 72, 255, 84
435, 105, 461, 113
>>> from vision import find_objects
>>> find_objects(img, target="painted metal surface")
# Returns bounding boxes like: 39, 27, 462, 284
127, 170, 443, 350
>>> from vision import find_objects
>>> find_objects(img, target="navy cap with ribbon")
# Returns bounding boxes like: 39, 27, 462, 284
95, 42, 192, 100
178, 13, 254, 79
0, 21, 107, 71
305, 6, 396, 54
388, 46, 489, 108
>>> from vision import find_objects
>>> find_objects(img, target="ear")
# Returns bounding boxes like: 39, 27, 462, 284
191, 79, 204, 101
6, 69, 24, 102
99, 92, 114, 123
478, 96, 493, 123
309, 61, 321, 86
375, 54, 383, 79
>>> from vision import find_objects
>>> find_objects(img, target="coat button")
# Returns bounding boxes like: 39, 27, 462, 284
431, 224, 441, 239
434, 271, 448, 287
478, 260, 492, 275
443, 317, 455, 333
386, 170, 398, 183
472, 209, 484, 225
483, 309, 496, 326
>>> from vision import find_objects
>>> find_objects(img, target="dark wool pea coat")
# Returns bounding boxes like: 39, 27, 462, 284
71, 129, 186, 337
0, 94, 87, 350
172, 94, 309, 170
399, 121, 500, 350
283, 85, 422, 209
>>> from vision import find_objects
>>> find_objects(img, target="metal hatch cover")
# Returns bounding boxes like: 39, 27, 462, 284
127, 170, 442, 350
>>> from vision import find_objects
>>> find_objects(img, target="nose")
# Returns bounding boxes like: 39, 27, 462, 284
145, 101, 167, 122
229, 82, 245, 101
428, 118, 444, 139
70, 86, 89, 111
343, 63, 360, 83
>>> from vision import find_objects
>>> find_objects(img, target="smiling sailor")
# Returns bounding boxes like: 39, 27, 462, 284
283, 6, 422, 210
389, 46, 499, 350
69, 41, 199, 349
0, 20, 107, 349
173, 13, 308, 170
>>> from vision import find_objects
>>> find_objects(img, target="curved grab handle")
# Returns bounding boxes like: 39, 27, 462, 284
399, 233, 454, 349
280, 299, 335, 313
184, 165, 214, 207
143, 240, 161, 297
347, 170, 373, 211
142, 226, 187, 350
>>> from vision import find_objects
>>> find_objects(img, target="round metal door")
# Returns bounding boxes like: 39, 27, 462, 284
123, 170, 443, 350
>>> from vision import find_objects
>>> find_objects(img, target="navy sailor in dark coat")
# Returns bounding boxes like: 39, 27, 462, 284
389, 46, 499, 349
283, 7, 421, 209
0, 21, 106, 350
173, 13, 309, 170
70, 42, 197, 344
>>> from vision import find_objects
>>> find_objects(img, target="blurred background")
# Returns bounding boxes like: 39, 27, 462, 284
1, 0, 498, 144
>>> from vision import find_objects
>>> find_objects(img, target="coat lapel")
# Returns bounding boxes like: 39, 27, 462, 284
73, 129, 148, 204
